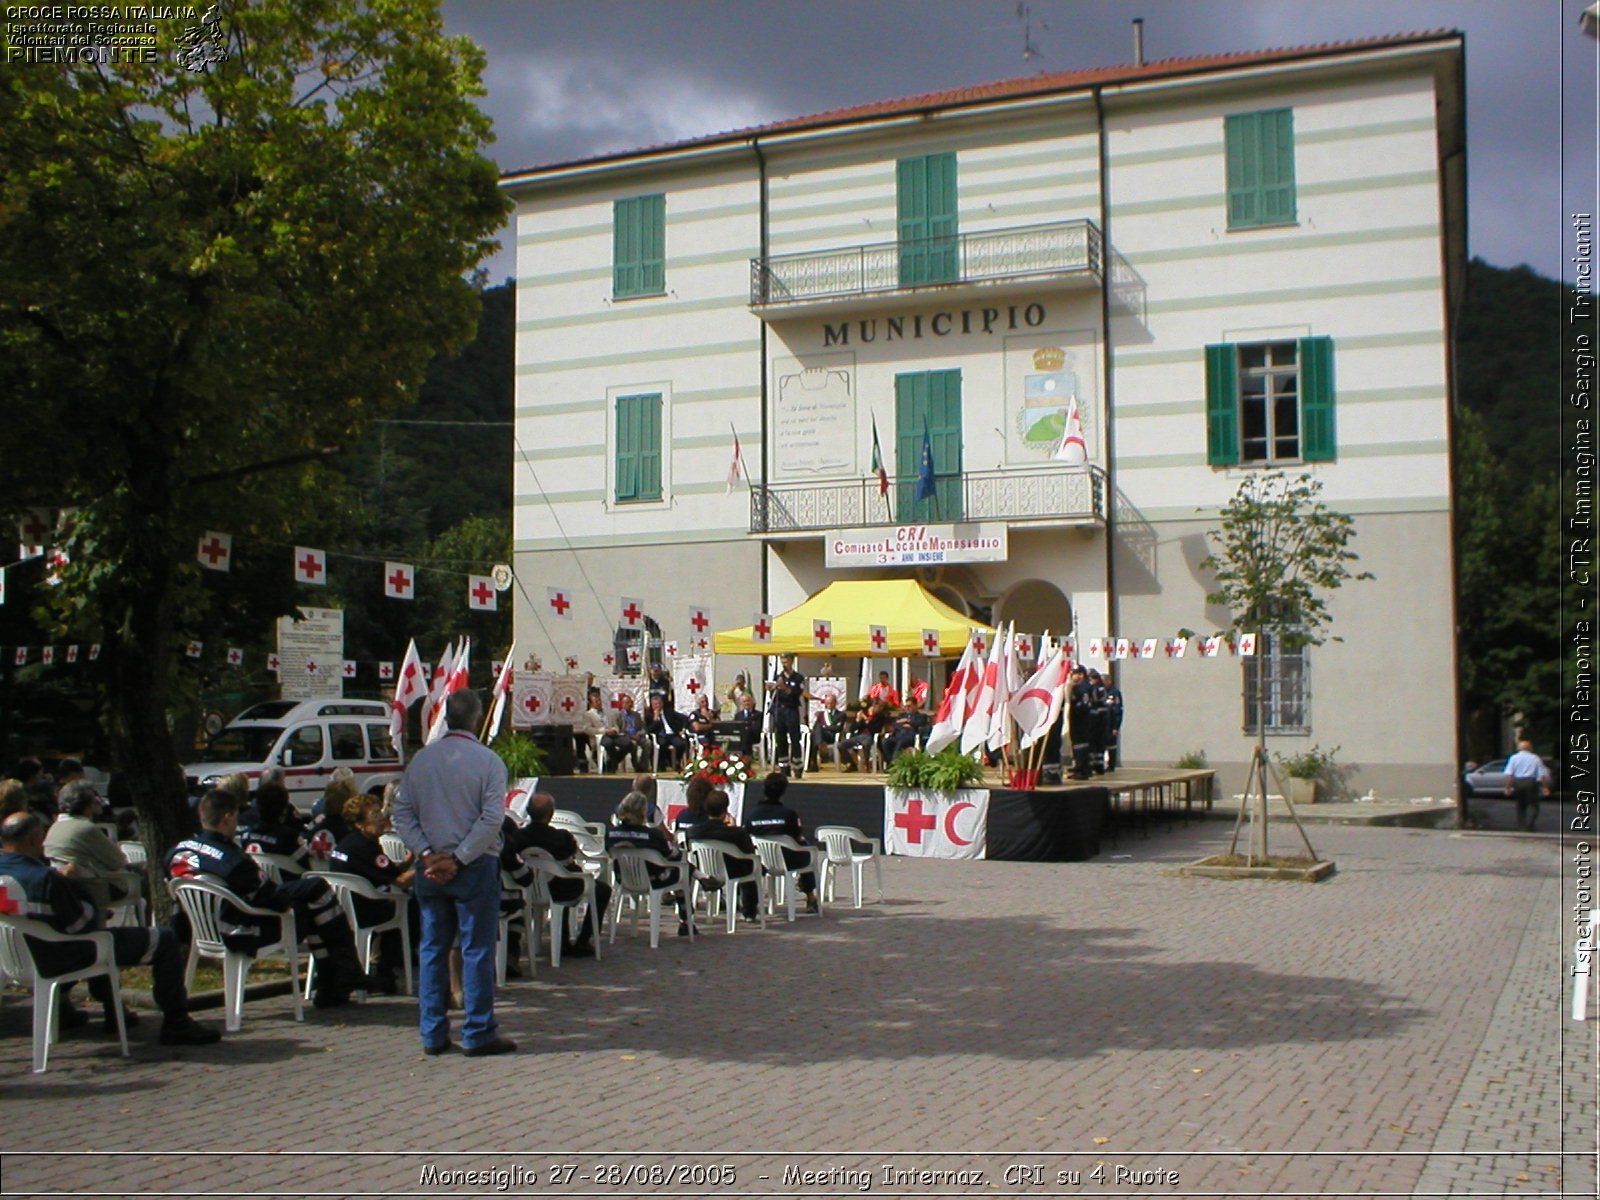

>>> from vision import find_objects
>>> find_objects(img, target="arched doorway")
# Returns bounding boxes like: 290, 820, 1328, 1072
995, 579, 1073, 636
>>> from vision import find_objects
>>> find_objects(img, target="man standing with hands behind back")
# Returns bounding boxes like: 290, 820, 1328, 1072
392, 689, 516, 1057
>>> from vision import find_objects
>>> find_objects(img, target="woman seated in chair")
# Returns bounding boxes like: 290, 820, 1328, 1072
672, 775, 713, 842
307, 778, 359, 853
605, 789, 694, 936
328, 795, 416, 994
236, 781, 312, 879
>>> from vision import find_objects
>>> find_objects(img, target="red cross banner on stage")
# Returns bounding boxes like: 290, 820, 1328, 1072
293, 546, 327, 585
342, 661, 357, 679
884, 788, 988, 860
467, 575, 497, 612
1166, 637, 1188, 659
620, 598, 645, 629
921, 628, 941, 658
196, 531, 232, 572
1235, 632, 1258, 656
812, 619, 832, 649
511, 673, 553, 729
672, 654, 711, 710
184, 641, 202, 659
751, 613, 773, 644
549, 674, 586, 724
378, 661, 394, 680
226, 647, 242, 666
41, 646, 54, 665
384, 562, 415, 601
869, 624, 888, 654
1201, 635, 1223, 657
65, 645, 78, 663
266, 653, 281, 672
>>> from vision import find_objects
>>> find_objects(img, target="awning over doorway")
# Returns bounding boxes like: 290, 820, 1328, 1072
712, 579, 993, 658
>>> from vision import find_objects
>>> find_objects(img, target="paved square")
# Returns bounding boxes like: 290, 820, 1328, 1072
1, 819, 1593, 1197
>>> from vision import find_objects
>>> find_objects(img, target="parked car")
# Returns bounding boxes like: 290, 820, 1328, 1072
184, 698, 402, 812
1463, 756, 1557, 799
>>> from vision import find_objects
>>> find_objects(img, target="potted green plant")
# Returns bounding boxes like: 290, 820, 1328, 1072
1174, 750, 1208, 770
492, 734, 549, 782
1273, 744, 1340, 805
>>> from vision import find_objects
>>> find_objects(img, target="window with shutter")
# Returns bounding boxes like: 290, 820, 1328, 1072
897, 153, 958, 286
613, 194, 665, 298
1225, 109, 1296, 230
1204, 337, 1335, 466
614, 393, 663, 502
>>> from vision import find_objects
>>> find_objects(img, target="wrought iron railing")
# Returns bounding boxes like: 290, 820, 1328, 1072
749, 465, 1107, 534
750, 219, 1104, 306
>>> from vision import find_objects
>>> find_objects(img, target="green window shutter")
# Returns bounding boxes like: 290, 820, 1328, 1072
1205, 343, 1240, 466
615, 395, 640, 500
1226, 109, 1294, 229
1299, 336, 1335, 461
1225, 113, 1259, 228
897, 158, 928, 285
898, 153, 957, 285
613, 195, 664, 297
1260, 109, 1296, 224
638, 394, 662, 500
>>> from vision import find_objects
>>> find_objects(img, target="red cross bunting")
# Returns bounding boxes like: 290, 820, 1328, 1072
621, 601, 643, 626
753, 617, 771, 639
923, 631, 940, 654
342, 661, 356, 678
184, 642, 201, 657
198, 536, 228, 566
894, 798, 938, 844
267, 654, 281, 671
813, 621, 832, 647
695, 637, 709, 652
603, 653, 615, 666
550, 591, 570, 616
19, 511, 49, 545
559, 696, 576, 713
471, 579, 494, 607
871, 627, 887, 651
378, 662, 393, 679
297, 552, 323, 581
664, 641, 679, 657
388, 566, 412, 596
685, 677, 702, 694
690, 608, 710, 633
564, 656, 578, 671
972, 634, 986, 656
227, 648, 242, 665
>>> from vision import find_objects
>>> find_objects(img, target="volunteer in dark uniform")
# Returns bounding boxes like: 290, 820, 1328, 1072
606, 789, 693, 935
1101, 675, 1124, 771
329, 794, 416, 993
687, 789, 761, 920
1086, 669, 1110, 775
166, 789, 374, 1007
1068, 666, 1094, 779
237, 781, 312, 878
743, 772, 819, 913
507, 792, 611, 956
882, 697, 931, 765
0, 811, 220, 1046
764, 653, 807, 776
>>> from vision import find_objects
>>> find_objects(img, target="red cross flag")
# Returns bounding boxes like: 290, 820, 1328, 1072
342, 660, 357, 679
921, 628, 941, 658
869, 624, 889, 654
384, 562, 415, 601
751, 613, 773, 644
1113, 638, 1132, 660
625, 645, 642, 666
1235, 632, 1258, 657
1201, 636, 1223, 658
602, 652, 615, 667
65, 645, 78, 663
664, 641, 678, 658
971, 630, 987, 657
390, 639, 426, 754
13, 647, 25, 666
885, 788, 988, 859
812, 619, 832, 649
694, 635, 709, 652
294, 546, 327, 585
226, 647, 242, 666
485, 650, 517, 742
547, 587, 573, 619
617, 598, 643, 629
688, 606, 711, 635
266, 653, 281, 672
1087, 636, 1104, 659
184, 641, 202, 659
1166, 637, 1188, 659
468, 575, 497, 612
491, 660, 503, 677
88, 644, 100, 661
196, 531, 232, 572
564, 655, 579, 671
41, 646, 54, 665
1015, 633, 1034, 661
1141, 638, 1159, 660
378, 661, 394, 680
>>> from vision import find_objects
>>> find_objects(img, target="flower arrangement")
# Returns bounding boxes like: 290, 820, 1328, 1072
682, 746, 753, 786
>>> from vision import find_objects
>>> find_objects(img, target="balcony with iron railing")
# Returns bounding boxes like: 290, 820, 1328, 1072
750, 219, 1110, 312
748, 464, 1107, 535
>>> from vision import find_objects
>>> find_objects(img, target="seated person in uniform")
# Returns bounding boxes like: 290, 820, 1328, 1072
743, 772, 819, 913
0, 812, 220, 1045
507, 792, 612, 958
166, 789, 376, 1007
605, 789, 693, 936
686, 789, 761, 921
236, 781, 312, 878
842, 700, 893, 773
672, 775, 714, 840
881, 696, 931, 765
328, 795, 416, 993
43, 780, 140, 917
307, 778, 358, 854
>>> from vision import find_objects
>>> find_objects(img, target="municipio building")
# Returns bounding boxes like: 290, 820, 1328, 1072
501, 30, 1466, 798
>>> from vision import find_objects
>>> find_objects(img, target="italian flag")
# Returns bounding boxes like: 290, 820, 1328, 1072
871, 416, 889, 497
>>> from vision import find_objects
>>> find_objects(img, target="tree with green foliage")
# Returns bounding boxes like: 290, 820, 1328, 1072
1200, 472, 1372, 861
0, 0, 506, 865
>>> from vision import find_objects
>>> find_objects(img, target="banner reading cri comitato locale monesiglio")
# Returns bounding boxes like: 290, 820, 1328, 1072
826, 523, 1008, 568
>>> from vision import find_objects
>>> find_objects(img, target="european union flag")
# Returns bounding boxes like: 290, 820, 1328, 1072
915, 422, 937, 504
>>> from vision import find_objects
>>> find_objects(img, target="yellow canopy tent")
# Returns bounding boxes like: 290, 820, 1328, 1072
712, 579, 994, 658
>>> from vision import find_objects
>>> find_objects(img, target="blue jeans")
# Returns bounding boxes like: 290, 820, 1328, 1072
414, 855, 500, 1050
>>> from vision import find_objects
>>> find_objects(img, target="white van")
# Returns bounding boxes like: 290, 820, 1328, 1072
185, 698, 403, 812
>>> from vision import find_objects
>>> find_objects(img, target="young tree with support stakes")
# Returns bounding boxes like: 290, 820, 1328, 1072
0, 0, 507, 884
1199, 472, 1372, 864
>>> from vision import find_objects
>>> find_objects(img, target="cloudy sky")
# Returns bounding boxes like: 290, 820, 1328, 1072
442, 0, 1597, 286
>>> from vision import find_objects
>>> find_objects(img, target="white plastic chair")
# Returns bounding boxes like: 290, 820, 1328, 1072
813, 825, 886, 907
169, 876, 304, 1032
521, 850, 602, 966
308, 871, 413, 995
246, 850, 305, 884
688, 842, 766, 933
497, 867, 538, 984
0, 875, 130, 1073
552, 811, 607, 840
607, 847, 694, 948
378, 832, 409, 863
751, 836, 825, 922
119, 841, 148, 867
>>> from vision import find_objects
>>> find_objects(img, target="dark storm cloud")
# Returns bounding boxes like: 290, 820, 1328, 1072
446, 0, 1595, 283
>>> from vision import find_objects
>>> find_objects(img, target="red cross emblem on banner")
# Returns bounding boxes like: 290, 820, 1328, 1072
198, 535, 228, 566
227, 648, 242, 665
297, 551, 324, 581
19, 511, 48, 546
695, 637, 709, 652
305, 660, 320, 675
685, 677, 702, 694
267, 654, 280, 671
894, 798, 938, 844
522, 693, 541, 714
664, 641, 678, 657
379, 662, 393, 679
559, 696, 576, 713
871, 627, 887, 651
813, 620, 831, 647
972, 633, 986, 656
621, 601, 643, 626
184, 642, 201, 657
603, 653, 614, 666
387, 566, 412, 597
549, 590, 570, 616
923, 631, 940, 655
753, 616, 771, 640
471, 579, 494, 607
689, 608, 709, 633
609, 693, 625, 710
342, 661, 356, 678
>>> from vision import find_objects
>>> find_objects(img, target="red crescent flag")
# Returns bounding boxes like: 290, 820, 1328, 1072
1010, 644, 1072, 750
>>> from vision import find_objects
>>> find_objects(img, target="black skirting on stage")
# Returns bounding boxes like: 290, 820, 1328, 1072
531, 776, 1107, 863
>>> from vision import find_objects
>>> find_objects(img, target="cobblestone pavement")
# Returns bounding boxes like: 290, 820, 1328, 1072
0, 817, 1592, 1198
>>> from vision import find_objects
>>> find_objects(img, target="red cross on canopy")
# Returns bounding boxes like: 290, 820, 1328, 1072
690, 609, 709, 632
753, 617, 771, 639
894, 798, 938, 844
388, 567, 411, 594
198, 536, 228, 565
298, 553, 323, 580
471, 579, 494, 607
923, 631, 940, 654
550, 591, 570, 615
871, 628, 887, 651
